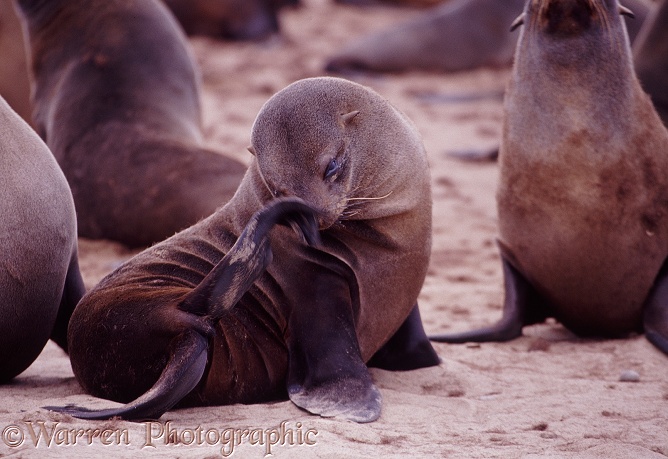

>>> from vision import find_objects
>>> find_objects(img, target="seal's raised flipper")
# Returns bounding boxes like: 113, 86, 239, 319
367, 304, 441, 370
45, 330, 208, 420
50, 253, 86, 352
180, 197, 320, 318
643, 259, 668, 355
286, 255, 381, 423
430, 257, 547, 343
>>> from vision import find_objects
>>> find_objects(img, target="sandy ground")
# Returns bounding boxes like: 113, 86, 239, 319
1, 0, 668, 458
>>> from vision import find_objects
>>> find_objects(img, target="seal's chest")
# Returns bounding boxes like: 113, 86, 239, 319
497, 137, 668, 328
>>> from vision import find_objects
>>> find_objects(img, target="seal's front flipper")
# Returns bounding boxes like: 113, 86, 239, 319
288, 369, 381, 423
368, 304, 441, 370
644, 259, 668, 355
286, 258, 381, 423
430, 256, 546, 343
44, 330, 208, 420
50, 253, 86, 352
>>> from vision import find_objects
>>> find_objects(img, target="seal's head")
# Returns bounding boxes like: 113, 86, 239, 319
249, 76, 428, 230
511, 0, 636, 56
506, 0, 639, 117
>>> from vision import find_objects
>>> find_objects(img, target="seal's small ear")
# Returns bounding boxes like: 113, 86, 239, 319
247, 145, 257, 156
340, 110, 360, 126
510, 13, 525, 32
618, 5, 635, 18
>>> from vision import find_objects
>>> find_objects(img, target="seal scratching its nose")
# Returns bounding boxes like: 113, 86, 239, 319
46, 77, 439, 422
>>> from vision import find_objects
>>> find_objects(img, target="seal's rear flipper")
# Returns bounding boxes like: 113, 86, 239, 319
180, 197, 320, 318
50, 253, 86, 352
430, 256, 547, 343
643, 259, 668, 355
44, 330, 208, 420
46, 198, 320, 421
286, 258, 381, 423
368, 303, 441, 370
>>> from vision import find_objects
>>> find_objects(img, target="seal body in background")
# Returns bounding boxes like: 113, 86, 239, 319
14, 0, 247, 247
634, 0, 668, 126
0, 96, 84, 383
49, 77, 439, 423
325, 0, 650, 73
0, 2, 31, 125
431, 0, 668, 355
334, 0, 445, 6
162, 0, 300, 40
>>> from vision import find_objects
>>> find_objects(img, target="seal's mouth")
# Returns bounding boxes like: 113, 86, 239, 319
315, 210, 341, 231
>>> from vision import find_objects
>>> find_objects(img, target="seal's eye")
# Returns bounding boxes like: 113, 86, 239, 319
324, 158, 340, 180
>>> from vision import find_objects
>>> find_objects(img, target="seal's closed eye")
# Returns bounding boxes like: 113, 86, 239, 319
324, 158, 340, 180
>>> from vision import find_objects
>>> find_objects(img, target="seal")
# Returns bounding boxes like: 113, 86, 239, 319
325, 0, 650, 73
0, 95, 85, 383
431, 0, 668, 356
46, 77, 440, 422
634, 0, 668, 126
14, 0, 247, 248
162, 0, 300, 41
0, 1, 31, 125
334, 0, 445, 6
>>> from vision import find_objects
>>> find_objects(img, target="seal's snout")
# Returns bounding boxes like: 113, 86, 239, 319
542, 0, 595, 36
316, 212, 338, 231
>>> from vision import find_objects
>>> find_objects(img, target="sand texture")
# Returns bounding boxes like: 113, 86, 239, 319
1, 1, 667, 457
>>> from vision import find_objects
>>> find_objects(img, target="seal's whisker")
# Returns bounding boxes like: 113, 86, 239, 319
341, 209, 361, 219
345, 191, 393, 202
341, 192, 390, 219
342, 201, 362, 212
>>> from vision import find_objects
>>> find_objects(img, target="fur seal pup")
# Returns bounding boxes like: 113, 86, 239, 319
634, 0, 668, 126
47, 77, 440, 422
162, 0, 300, 41
325, 0, 650, 73
14, 0, 247, 248
431, 0, 668, 355
0, 96, 85, 383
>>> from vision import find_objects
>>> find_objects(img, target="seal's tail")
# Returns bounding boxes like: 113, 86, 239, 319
44, 330, 207, 420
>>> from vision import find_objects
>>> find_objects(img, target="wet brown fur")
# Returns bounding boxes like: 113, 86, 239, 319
66, 77, 433, 417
